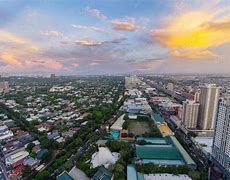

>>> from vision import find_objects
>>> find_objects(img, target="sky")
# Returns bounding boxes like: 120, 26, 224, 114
1, 0, 230, 75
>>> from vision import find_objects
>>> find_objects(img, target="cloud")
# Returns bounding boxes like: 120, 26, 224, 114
0, 30, 27, 44
41, 31, 60, 36
75, 40, 102, 46
72, 63, 80, 68
25, 59, 63, 70
171, 49, 216, 59
75, 38, 125, 46
0, 30, 39, 66
85, 6, 107, 21
1, 52, 21, 65
0, 31, 63, 71
150, 3, 230, 59
89, 62, 99, 66
60, 39, 70, 44
72, 24, 106, 33
111, 19, 143, 31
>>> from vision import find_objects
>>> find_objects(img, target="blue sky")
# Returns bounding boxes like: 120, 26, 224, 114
1, 0, 230, 75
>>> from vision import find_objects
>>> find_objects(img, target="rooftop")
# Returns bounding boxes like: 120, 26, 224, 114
151, 113, 164, 123
170, 136, 196, 167
127, 165, 137, 180
92, 166, 113, 180
110, 114, 125, 131
136, 137, 167, 144
57, 171, 74, 180
136, 144, 182, 160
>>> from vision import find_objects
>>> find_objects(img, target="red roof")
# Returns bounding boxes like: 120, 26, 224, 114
35, 124, 43, 129
12, 158, 25, 168
12, 165, 25, 176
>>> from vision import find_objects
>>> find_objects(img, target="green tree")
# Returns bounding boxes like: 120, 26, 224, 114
26, 142, 35, 152
188, 170, 200, 180
22, 167, 32, 177
41, 151, 52, 163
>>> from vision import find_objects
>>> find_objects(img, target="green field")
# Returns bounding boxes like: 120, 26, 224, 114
128, 120, 151, 136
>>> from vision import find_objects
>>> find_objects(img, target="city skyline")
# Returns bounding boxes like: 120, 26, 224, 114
1, 0, 230, 75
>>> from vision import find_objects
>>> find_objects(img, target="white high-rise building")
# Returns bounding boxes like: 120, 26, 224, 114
167, 83, 174, 91
125, 75, 139, 89
198, 84, 220, 130
0, 81, 9, 92
194, 91, 200, 103
212, 97, 230, 178
182, 100, 199, 129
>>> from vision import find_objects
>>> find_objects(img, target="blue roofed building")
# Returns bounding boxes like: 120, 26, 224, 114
37, 149, 48, 158
57, 171, 74, 180
92, 166, 113, 180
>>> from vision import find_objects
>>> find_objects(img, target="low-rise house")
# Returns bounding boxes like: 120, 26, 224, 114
23, 157, 39, 168
0, 123, 14, 141
32, 145, 41, 153
5, 149, 29, 168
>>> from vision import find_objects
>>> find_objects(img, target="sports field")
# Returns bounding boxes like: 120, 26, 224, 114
128, 120, 151, 136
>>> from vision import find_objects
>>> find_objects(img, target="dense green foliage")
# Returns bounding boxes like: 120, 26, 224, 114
106, 140, 133, 179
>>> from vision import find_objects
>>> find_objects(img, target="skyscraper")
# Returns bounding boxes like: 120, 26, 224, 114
182, 100, 199, 129
167, 83, 174, 91
125, 75, 139, 89
212, 97, 230, 179
0, 81, 9, 92
198, 84, 219, 130
194, 91, 200, 103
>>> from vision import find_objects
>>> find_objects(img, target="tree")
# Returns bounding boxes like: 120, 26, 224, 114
114, 163, 125, 180
124, 114, 129, 120
136, 140, 148, 145
41, 151, 52, 163
26, 142, 35, 152
35, 170, 50, 180
122, 121, 128, 129
188, 170, 200, 180
22, 167, 32, 177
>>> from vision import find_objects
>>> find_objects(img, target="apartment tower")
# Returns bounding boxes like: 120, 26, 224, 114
182, 100, 199, 129
212, 97, 230, 179
198, 84, 219, 130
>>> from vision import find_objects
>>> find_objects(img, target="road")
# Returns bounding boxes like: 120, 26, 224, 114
0, 161, 9, 180
144, 78, 210, 172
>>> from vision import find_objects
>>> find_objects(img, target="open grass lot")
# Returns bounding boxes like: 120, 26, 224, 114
128, 120, 151, 136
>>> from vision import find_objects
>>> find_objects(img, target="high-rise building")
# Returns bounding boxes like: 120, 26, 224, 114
212, 97, 230, 179
198, 84, 219, 130
182, 100, 199, 129
0, 81, 9, 92
177, 107, 183, 120
167, 83, 174, 91
194, 91, 200, 103
125, 75, 139, 89
50, 73, 56, 78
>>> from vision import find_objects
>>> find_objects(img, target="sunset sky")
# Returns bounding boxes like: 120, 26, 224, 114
1, 0, 230, 75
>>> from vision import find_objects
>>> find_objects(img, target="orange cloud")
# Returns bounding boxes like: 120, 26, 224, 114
171, 49, 216, 59
111, 20, 143, 31
150, 5, 230, 59
1, 52, 21, 65
0, 31, 61, 71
